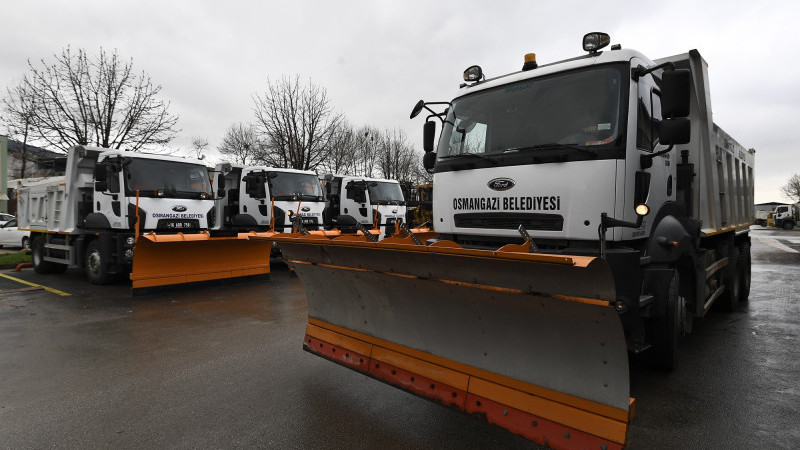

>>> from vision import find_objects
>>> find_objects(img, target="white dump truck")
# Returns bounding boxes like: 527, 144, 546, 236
211, 163, 325, 234
321, 174, 407, 238
16, 146, 270, 288
770, 203, 798, 229
270, 33, 754, 448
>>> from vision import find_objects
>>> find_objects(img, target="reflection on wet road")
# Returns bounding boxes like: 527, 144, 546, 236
0, 227, 798, 448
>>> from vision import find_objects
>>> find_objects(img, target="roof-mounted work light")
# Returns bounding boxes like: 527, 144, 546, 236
583, 32, 610, 53
463, 65, 483, 82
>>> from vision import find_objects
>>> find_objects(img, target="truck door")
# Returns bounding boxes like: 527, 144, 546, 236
343, 180, 371, 224
94, 159, 125, 229
240, 169, 270, 227
633, 62, 673, 234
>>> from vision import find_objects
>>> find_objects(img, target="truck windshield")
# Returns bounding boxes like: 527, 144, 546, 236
268, 172, 323, 201
368, 182, 405, 205
124, 159, 212, 199
437, 65, 626, 163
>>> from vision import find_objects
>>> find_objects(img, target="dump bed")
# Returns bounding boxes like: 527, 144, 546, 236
656, 50, 754, 234
16, 176, 84, 234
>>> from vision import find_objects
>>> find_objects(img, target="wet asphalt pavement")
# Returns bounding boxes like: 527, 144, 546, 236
0, 227, 798, 449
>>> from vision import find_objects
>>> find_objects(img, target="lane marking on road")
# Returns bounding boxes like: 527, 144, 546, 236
0, 273, 71, 296
756, 238, 799, 254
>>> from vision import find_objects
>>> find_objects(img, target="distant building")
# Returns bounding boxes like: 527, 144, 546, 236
5, 138, 66, 179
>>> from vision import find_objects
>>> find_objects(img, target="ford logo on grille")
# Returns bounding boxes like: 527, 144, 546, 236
487, 178, 515, 191
301, 206, 311, 212
392, 209, 398, 214
172, 205, 187, 212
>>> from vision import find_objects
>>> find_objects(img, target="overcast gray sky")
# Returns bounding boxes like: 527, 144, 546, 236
1, 0, 796, 203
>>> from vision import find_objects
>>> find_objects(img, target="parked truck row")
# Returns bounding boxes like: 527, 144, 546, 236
16, 147, 410, 287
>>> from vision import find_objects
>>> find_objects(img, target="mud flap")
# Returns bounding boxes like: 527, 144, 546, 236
274, 234, 633, 448
129, 231, 272, 289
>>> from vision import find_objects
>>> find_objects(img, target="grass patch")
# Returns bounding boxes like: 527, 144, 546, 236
0, 251, 32, 267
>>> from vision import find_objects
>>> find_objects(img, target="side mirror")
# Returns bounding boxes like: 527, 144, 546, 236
410, 100, 425, 119
423, 121, 436, 153
423, 152, 437, 171
94, 180, 108, 192
661, 69, 691, 118
217, 174, 226, 190
94, 164, 107, 182
217, 188, 226, 199
659, 118, 691, 145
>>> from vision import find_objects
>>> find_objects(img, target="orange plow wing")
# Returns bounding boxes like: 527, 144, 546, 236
129, 231, 273, 289
271, 232, 633, 449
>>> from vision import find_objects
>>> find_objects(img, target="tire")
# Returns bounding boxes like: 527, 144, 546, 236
32, 236, 56, 274
21, 236, 30, 250
85, 240, 113, 285
647, 269, 681, 371
738, 242, 751, 302
719, 247, 740, 312
783, 221, 795, 230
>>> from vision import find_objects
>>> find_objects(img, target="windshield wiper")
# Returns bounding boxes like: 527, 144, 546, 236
503, 143, 597, 155
440, 152, 498, 165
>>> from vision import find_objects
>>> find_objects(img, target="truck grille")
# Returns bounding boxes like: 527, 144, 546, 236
453, 213, 563, 231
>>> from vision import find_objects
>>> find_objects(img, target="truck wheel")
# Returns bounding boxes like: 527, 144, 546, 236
22, 236, 31, 250
32, 236, 58, 274
86, 240, 113, 285
647, 269, 681, 371
783, 221, 795, 230
719, 247, 740, 312
738, 242, 751, 302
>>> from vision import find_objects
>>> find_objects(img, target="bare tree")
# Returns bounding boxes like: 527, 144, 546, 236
377, 128, 421, 182
350, 125, 381, 177
318, 120, 356, 175
1, 80, 37, 178
12, 47, 178, 152
218, 123, 261, 165
252, 75, 343, 170
781, 174, 800, 203
189, 136, 209, 160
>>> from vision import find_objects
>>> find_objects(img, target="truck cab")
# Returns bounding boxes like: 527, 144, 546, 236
411, 32, 754, 368
323, 175, 407, 238
92, 150, 214, 232
772, 204, 798, 229
212, 164, 324, 233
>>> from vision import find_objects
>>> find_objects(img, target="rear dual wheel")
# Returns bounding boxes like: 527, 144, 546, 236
648, 269, 681, 371
31, 236, 67, 274
738, 242, 751, 302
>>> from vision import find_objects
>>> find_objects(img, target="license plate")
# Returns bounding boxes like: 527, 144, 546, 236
165, 221, 194, 229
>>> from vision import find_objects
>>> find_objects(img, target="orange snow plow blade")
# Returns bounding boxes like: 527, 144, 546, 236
271, 231, 633, 448
129, 231, 274, 289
